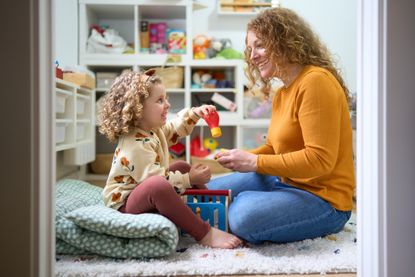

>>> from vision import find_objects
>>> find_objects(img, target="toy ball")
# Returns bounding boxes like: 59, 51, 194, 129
203, 137, 218, 153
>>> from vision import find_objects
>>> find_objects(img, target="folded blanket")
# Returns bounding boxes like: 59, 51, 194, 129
55, 179, 179, 258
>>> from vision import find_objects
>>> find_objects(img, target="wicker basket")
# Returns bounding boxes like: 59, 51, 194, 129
154, 66, 184, 88
89, 153, 113, 175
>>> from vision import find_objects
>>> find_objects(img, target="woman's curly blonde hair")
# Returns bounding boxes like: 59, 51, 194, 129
98, 69, 162, 142
245, 7, 349, 100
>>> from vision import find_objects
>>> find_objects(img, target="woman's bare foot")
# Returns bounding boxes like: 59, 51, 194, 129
198, 227, 242, 249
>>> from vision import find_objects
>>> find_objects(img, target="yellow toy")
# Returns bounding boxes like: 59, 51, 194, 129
203, 137, 218, 153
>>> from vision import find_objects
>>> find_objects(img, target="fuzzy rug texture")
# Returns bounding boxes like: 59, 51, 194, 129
56, 214, 356, 276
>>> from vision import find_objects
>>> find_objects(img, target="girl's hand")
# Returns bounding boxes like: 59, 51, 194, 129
215, 149, 258, 172
193, 105, 216, 118
189, 163, 211, 188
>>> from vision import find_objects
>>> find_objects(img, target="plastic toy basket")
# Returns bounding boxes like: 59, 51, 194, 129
183, 189, 231, 232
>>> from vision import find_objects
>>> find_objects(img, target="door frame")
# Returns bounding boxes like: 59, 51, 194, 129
35, 0, 387, 276
356, 0, 387, 276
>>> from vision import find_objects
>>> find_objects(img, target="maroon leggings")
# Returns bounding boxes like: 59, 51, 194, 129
119, 160, 210, 241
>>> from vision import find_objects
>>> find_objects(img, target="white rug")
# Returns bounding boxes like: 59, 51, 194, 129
56, 214, 356, 276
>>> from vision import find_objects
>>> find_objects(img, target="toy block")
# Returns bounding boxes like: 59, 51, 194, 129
183, 189, 231, 232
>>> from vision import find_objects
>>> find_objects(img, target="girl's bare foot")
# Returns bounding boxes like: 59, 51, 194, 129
198, 227, 242, 249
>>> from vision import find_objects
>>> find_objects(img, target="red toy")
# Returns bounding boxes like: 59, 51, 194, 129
203, 110, 222, 138
190, 135, 210, 158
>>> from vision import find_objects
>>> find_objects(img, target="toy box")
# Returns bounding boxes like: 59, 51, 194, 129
167, 29, 186, 54
183, 189, 231, 232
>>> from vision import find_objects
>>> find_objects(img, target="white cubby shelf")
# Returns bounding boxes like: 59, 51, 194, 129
76, 0, 270, 177
54, 78, 96, 165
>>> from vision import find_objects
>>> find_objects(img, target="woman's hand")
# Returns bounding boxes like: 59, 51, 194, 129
189, 163, 211, 189
193, 104, 216, 118
215, 149, 258, 172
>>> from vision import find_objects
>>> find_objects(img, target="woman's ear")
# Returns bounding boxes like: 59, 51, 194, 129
144, 68, 156, 76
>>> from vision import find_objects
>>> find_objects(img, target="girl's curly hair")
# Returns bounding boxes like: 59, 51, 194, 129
98, 70, 162, 142
245, 8, 349, 101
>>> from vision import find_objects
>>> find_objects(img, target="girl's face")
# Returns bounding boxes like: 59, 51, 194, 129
246, 30, 276, 79
140, 83, 170, 130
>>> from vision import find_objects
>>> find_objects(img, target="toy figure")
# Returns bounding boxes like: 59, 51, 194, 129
193, 35, 210, 59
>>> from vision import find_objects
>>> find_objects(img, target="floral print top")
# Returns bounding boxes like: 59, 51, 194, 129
102, 108, 200, 210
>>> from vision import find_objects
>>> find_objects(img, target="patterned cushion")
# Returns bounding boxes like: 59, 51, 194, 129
66, 205, 177, 239
56, 239, 87, 255
55, 179, 102, 220
56, 216, 178, 258
55, 179, 179, 258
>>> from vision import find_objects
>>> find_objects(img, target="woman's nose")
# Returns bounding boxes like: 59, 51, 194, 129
250, 48, 258, 61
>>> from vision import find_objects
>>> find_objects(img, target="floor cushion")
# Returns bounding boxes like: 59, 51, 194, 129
55, 179, 179, 258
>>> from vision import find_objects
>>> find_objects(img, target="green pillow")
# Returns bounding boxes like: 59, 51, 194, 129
55, 179, 179, 258
65, 205, 177, 239
55, 179, 102, 220
56, 216, 178, 258
56, 238, 87, 255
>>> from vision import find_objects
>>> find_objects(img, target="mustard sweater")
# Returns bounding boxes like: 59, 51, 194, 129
251, 66, 355, 211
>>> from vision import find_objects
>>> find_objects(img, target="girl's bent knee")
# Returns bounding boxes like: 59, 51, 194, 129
169, 160, 191, 173
142, 176, 173, 194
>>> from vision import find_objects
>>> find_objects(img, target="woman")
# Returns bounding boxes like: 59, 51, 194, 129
209, 7, 355, 244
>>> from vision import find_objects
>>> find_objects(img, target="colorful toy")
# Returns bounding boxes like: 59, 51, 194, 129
190, 135, 210, 158
207, 38, 232, 58
203, 110, 222, 138
183, 189, 231, 232
213, 148, 228, 160
243, 129, 267, 149
215, 48, 244, 60
211, 92, 237, 112
203, 137, 218, 153
169, 142, 185, 157
193, 35, 210, 59
249, 99, 272, 118
167, 29, 186, 54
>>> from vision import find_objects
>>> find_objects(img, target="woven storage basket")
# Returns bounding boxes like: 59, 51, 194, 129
154, 66, 184, 89
89, 153, 113, 175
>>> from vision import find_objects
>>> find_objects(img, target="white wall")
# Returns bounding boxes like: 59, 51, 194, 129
192, 0, 357, 93
54, 0, 78, 67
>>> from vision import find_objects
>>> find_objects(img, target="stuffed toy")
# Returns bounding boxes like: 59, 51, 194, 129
193, 35, 210, 59
192, 71, 214, 88
215, 48, 244, 60
207, 38, 232, 58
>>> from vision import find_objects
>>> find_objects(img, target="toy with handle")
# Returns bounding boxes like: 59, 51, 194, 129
203, 110, 222, 138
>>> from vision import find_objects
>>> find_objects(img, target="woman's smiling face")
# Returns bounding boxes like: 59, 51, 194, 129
246, 30, 276, 79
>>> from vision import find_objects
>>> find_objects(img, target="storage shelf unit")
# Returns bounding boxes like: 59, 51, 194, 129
77, 0, 270, 177
54, 78, 96, 165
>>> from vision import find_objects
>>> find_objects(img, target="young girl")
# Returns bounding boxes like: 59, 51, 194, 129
98, 69, 241, 249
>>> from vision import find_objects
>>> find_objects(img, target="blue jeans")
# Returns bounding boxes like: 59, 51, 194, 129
208, 172, 351, 244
